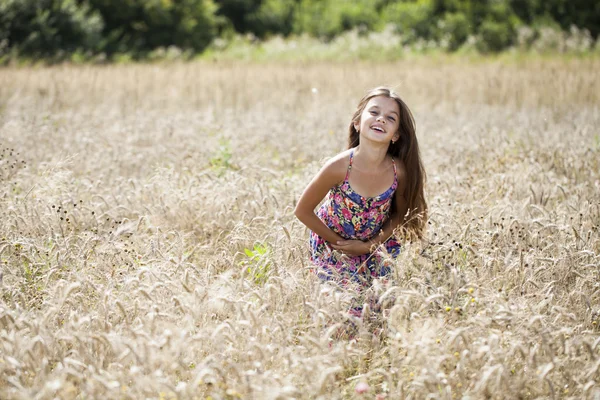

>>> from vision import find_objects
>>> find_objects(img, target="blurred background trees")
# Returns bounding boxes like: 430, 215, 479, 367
0, 0, 598, 60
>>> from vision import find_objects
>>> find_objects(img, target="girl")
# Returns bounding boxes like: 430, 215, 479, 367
294, 87, 427, 298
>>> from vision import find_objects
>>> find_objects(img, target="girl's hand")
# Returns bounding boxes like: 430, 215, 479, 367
331, 240, 372, 256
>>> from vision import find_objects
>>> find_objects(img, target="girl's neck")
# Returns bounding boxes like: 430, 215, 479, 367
353, 143, 390, 172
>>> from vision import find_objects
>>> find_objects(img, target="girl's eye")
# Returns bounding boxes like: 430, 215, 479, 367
370, 110, 377, 115
388, 116, 396, 122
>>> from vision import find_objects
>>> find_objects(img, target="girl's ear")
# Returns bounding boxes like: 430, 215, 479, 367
354, 119, 360, 132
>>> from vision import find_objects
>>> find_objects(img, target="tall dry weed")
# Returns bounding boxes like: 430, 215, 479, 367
0, 58, 599, 399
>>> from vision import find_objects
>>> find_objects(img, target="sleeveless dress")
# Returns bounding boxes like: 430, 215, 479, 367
309, 149, 401, 289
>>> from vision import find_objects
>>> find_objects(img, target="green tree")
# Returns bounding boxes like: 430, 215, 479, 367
475, 0, 520, 52
0, 0, 103, 57
437, 11, 470, 50
381, 0, 436, 43
293, 0, 379, 39
510, 0, 599, 38
86, 0, 219, 55
214, 0, 263, 33
247, 0, 296, 37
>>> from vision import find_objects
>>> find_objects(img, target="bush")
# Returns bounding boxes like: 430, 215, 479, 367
246, 0, 296, 38
292, 0, 337, 38
170, 0, 220, 52
474, 1, 520, 52
1, 0, 599, 59
381, 0, 436, 44
0, 0, 104, 57
436, 12, 470, 51
336, 0, 380, 32
214, 0, 262, 33
87, 0, 220, 55
477, 19, 514, 52
293, 0, 379, 39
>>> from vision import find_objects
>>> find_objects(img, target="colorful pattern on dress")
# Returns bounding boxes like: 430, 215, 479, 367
309, 149, 402, 290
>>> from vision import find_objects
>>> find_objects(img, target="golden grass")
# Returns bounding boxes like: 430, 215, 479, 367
0, 57, 599, 399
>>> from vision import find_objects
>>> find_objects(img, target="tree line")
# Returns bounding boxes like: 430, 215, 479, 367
1, 0, 598, 60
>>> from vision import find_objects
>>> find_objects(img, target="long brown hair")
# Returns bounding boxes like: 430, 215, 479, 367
348, 87, 427, 237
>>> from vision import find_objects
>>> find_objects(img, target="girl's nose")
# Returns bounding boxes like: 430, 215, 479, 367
377, 115, 386, 123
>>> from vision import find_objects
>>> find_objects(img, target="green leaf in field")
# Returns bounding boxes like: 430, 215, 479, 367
241, 243, 271, 285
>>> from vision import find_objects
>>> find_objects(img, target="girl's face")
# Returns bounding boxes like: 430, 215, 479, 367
354, 96, 401, 145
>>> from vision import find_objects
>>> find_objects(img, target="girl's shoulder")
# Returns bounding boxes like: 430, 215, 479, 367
313, 149, 352, 188
322, 149, 353, 176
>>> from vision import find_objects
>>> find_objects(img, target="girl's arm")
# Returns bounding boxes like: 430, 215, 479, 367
294, 156, 348, 245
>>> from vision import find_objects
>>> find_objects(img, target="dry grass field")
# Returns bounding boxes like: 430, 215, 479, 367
0, 57, 599, 399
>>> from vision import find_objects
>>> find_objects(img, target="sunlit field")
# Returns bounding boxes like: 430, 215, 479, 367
0, 58, 599, 399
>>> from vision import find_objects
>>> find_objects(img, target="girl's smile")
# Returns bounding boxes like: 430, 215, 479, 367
370, 124, 386, 133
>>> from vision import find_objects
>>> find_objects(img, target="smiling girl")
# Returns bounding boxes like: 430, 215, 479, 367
294, 87, 427, 309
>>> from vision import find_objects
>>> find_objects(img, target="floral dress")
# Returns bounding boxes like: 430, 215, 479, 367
309, 149, 401, 290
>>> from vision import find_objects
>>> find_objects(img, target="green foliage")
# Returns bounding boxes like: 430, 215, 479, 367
0, 0, 599, 59
87, 0, 220, 56
0, 0, 103, 57
477, 19, 514, 52
293, 0, 380, 39
209, 138, 237, 171
437, 12, 470, 50
381, 0, 436, 42
510, 0, 600, 38
213, 0, 297, 38
292, 0, 337, 38
247, 0, 296, 37
242, 243, 271, 285
475, 1, 520, 52
334, 0, 380, 32
214, 0, 262, 33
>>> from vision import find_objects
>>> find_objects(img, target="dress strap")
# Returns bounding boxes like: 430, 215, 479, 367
391, 157, 398, 185
344, 150, 354, 182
